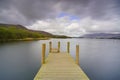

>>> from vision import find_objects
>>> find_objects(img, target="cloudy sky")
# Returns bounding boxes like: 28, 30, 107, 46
0, 0, 120, 36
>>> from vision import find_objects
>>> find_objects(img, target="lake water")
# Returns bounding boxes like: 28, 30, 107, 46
0, 38, 120, 80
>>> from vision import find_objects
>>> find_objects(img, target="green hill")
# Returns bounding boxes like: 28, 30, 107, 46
0, 24, 52, 41
0, 23, 69, 42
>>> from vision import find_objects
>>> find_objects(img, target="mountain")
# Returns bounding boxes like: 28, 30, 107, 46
81, 33, 120, 39
0, 23, 53, 37
0, 23, 28, 29
0, 23, 69, 42
0, 23, 56, 42
0, 24, 44, 41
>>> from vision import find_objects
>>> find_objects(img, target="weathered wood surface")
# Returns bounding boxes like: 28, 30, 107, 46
51, 48, 59, 53
34, 52, 89, 80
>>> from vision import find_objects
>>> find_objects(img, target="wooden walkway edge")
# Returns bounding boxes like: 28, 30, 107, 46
34, 42, 89, 80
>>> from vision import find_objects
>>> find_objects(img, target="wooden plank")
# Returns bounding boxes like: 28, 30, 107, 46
51, 48, 59, 53
34, 53, 89, 80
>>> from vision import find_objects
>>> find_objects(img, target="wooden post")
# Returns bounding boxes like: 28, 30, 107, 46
42, 44, 46, 64
49, 42, 52, 53
76, 45, 79, 65
58, 41, 60, 52
67, 42, 70, 53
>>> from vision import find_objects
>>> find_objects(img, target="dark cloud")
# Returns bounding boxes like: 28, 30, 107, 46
0, 0, 119, 25
59, 0, 119, 20
0, 0, 59, 25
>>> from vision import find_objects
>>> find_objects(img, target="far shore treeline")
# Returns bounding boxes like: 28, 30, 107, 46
0, 23, 69, 42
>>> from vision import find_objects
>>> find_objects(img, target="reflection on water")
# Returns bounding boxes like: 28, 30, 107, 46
0, 39, 120, 80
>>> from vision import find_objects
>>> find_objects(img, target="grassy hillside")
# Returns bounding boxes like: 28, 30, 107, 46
0, 23, 69, 42
0, 24, 47, 41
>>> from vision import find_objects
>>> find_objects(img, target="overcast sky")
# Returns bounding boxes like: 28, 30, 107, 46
0, 0, 120, 36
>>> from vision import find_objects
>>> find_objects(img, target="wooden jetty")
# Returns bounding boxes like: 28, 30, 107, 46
34, 42, 89, 80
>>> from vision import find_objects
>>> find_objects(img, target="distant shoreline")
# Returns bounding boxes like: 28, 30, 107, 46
78, 37, 120, 39
0, 37, 72, 43
0, 37, 50, 43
